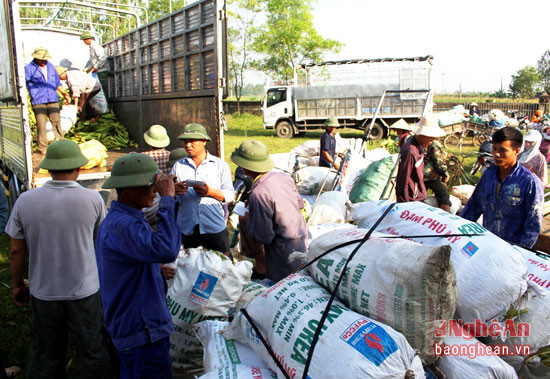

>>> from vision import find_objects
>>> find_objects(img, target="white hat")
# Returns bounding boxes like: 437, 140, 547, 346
412, 113, 446, 138
471, 101, 478, 106
389, 119, 411, 131
524, 130, 542, 142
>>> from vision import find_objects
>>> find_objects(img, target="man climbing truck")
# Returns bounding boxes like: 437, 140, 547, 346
263, 56, 433, 139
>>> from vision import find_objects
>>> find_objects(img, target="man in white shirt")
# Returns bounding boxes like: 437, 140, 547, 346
57, 66, 102, 121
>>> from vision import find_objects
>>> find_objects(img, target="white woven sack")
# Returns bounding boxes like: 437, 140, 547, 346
306, 223, 356, 248
223, 272, 425, 379
514, 246, 550, 291
451, 185, 476, 205
338, 153, 371, 195
290, 140, 319, 158
195, 320, 276, 379
167, 248, 253, 375
307, 191, 348, 226
307, 229, 457, 364
436, 336, 518, 379
293, 167, 336, 195
487, 286, 550, 362
350, 200, 528, 323
423, 195, 462, 215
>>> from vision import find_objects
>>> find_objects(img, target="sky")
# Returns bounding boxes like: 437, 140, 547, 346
308, 0, 550, 93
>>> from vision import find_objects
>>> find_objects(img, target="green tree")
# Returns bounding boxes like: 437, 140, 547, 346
509, 66, 540, 98
228, 0, 260, 113
251, 0, 342, 81
147, 0, 187, 22
537, 50, 550, 91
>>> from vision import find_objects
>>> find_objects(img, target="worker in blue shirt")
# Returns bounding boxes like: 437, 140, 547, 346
96, 153, 181, 379
25, 46, 71, 154
460, 127, 544, 248
319, 117, 341, 170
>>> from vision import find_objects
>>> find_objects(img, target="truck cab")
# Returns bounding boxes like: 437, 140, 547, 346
262, 86, 295, 138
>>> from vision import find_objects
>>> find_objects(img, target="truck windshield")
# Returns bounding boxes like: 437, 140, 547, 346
266, 88, 286, 107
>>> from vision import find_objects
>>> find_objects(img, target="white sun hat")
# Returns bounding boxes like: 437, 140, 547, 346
389, 118, 411, 131
412, 113, 446, 138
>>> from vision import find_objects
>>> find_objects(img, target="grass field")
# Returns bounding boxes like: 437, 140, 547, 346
0, 113, 481, 377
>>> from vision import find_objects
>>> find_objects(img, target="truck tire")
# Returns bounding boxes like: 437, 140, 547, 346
276, 121, 295, 139
367, 123, 384, 140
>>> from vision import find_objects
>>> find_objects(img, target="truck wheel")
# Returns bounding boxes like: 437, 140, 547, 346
367, 123, 384, 140
276, 121, 295, 139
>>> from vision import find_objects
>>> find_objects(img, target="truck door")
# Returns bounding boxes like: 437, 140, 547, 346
263, 87, 290, 128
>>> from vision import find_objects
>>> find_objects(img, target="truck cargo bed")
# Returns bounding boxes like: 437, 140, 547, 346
32, 151, 125, 186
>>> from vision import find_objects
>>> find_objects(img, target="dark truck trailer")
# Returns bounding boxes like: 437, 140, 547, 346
104, 0, 228, 158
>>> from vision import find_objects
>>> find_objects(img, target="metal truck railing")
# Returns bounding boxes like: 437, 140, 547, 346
103, 0, 227, 156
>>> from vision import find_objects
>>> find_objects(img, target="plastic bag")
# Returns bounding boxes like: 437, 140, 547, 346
89, 87, 109, 114
348, 156, 397, 203
307, 191, 348, 226
46, 104, 78, 141
79, 139, 107, 169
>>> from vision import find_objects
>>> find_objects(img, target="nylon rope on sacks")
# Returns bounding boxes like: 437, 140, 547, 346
239, 201, 486, 378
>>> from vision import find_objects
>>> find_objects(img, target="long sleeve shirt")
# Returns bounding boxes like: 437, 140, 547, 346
460, 163, 544, 248
171, 153, 234, 235
25, 61, 62, 105
95, 196, 181, 350
87, 40, 107, 71
396, 136, 426, 203
246, 171, 307, 282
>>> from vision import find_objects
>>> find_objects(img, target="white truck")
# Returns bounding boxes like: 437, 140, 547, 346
262, 56, 433, 139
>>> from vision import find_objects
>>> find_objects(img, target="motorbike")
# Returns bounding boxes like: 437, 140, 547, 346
470, 140, 494, 175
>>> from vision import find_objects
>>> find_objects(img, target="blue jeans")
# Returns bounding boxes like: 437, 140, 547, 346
118, 337, 172, 379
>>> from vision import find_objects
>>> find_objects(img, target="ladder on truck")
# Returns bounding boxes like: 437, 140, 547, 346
366, 89, 433, 200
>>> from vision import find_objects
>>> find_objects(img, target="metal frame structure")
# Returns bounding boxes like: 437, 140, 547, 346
105, 0, 219, 99
104, 0, 227, 156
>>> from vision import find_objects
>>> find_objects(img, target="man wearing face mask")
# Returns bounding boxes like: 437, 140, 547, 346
461, 127, 544, 248
95, 154, 181, 378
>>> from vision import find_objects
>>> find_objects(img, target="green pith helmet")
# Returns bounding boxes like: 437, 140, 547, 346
144, 124, 170, 148
324, 117, 341, 128
80, 31, 94, 40
102, 153, 159, 189
39, 140, 88, 171
31, 46, 51, 60
177, 123, 211, 141
168, 148, 188, 168
231, 139, 274, 173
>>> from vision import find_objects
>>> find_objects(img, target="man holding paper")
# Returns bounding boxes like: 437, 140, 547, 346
171, 123, 234, 253
231, 139, 307, 282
